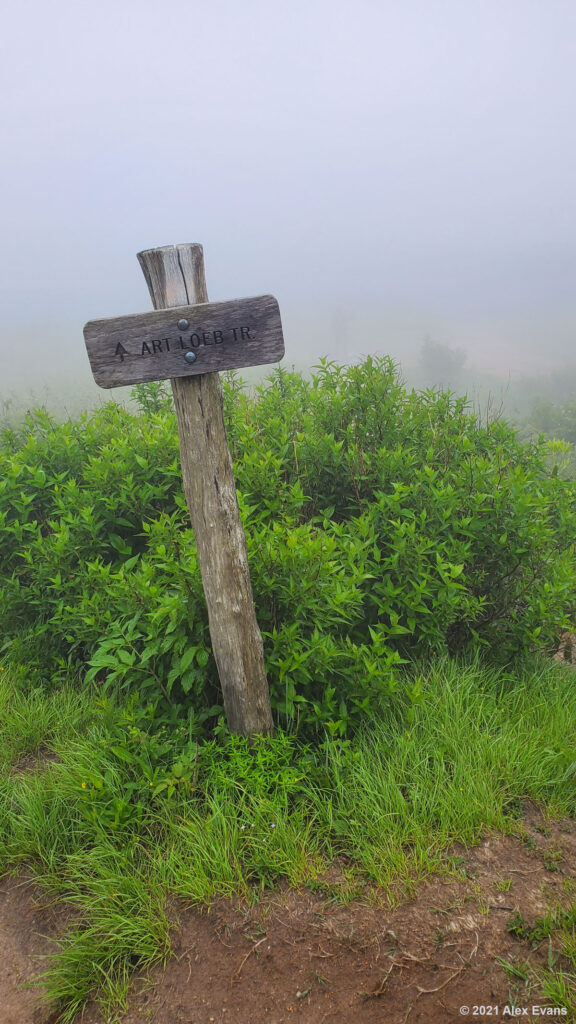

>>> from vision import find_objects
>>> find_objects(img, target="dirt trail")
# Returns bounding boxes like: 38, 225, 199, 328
0, 872, 73, 1024
2, 804, 574, 1024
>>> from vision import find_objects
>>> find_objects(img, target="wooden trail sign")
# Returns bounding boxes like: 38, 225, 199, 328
83, 244, 278, 737
84, 294, 284, 388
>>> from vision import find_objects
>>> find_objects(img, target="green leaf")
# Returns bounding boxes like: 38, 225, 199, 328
110, 745, 137, 764
179, 647, 197, 674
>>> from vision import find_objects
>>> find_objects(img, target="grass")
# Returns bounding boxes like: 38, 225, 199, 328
0, 665, 91, 771
498, 899, 576, 1016
38, 862, 171, 1021
0, 655, 575, 1019
536, 929, 576, 1018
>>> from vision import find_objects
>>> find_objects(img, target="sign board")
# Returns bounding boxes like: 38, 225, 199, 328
84, 293, 284, 388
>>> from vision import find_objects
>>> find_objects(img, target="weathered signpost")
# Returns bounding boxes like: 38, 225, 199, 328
84, 243, 284, 737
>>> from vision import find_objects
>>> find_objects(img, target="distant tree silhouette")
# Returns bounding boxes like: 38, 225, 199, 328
419, 338, 467, 388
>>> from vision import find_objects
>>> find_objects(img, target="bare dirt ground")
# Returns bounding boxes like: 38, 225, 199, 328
1, 803, 574, 1024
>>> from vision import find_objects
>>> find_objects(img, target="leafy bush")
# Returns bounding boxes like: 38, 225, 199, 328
515, 397, 576, 478
518, 396, 576, 448
1, 358, 575, 735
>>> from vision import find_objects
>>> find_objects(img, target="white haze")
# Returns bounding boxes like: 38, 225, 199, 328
1, 0, 575, 406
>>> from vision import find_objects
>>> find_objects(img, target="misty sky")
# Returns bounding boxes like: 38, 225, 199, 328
1, 0, 575, 400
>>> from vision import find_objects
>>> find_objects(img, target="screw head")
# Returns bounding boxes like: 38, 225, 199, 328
178, 319, 190, 331
184, 351, 197, 364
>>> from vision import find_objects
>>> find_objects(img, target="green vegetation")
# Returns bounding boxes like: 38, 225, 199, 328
2, 358, 575, 736
0, 657, 575, 1019
518, 397, 576, 449
499, 900, 576, 1017
514, 396, 576, 480
1, 358, 575, 1018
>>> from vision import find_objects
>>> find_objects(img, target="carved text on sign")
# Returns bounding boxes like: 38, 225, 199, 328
115, 325, 256, 361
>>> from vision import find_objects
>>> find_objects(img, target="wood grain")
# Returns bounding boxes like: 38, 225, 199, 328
84, 294, 284, 388
137, 243, 274, 737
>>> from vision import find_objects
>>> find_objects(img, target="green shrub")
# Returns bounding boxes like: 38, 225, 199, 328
1, 358, 575, 735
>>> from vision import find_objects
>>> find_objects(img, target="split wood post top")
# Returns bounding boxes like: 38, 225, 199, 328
137, 243, 274, 737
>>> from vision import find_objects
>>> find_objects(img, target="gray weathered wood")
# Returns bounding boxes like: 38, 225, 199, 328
84, 294, 284, 388
137, 243, 274, 737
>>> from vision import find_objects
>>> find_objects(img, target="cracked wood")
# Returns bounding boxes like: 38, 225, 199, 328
137, 244, 274, 737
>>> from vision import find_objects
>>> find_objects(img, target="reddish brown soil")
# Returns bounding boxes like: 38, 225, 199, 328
2, 804, 574, 1024
0, 871, 74, 1024
10, 747, 60, 778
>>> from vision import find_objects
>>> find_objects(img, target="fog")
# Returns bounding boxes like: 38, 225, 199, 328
1, 0, 575, 412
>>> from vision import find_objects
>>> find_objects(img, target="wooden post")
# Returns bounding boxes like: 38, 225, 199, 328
137, 244, 274, 737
